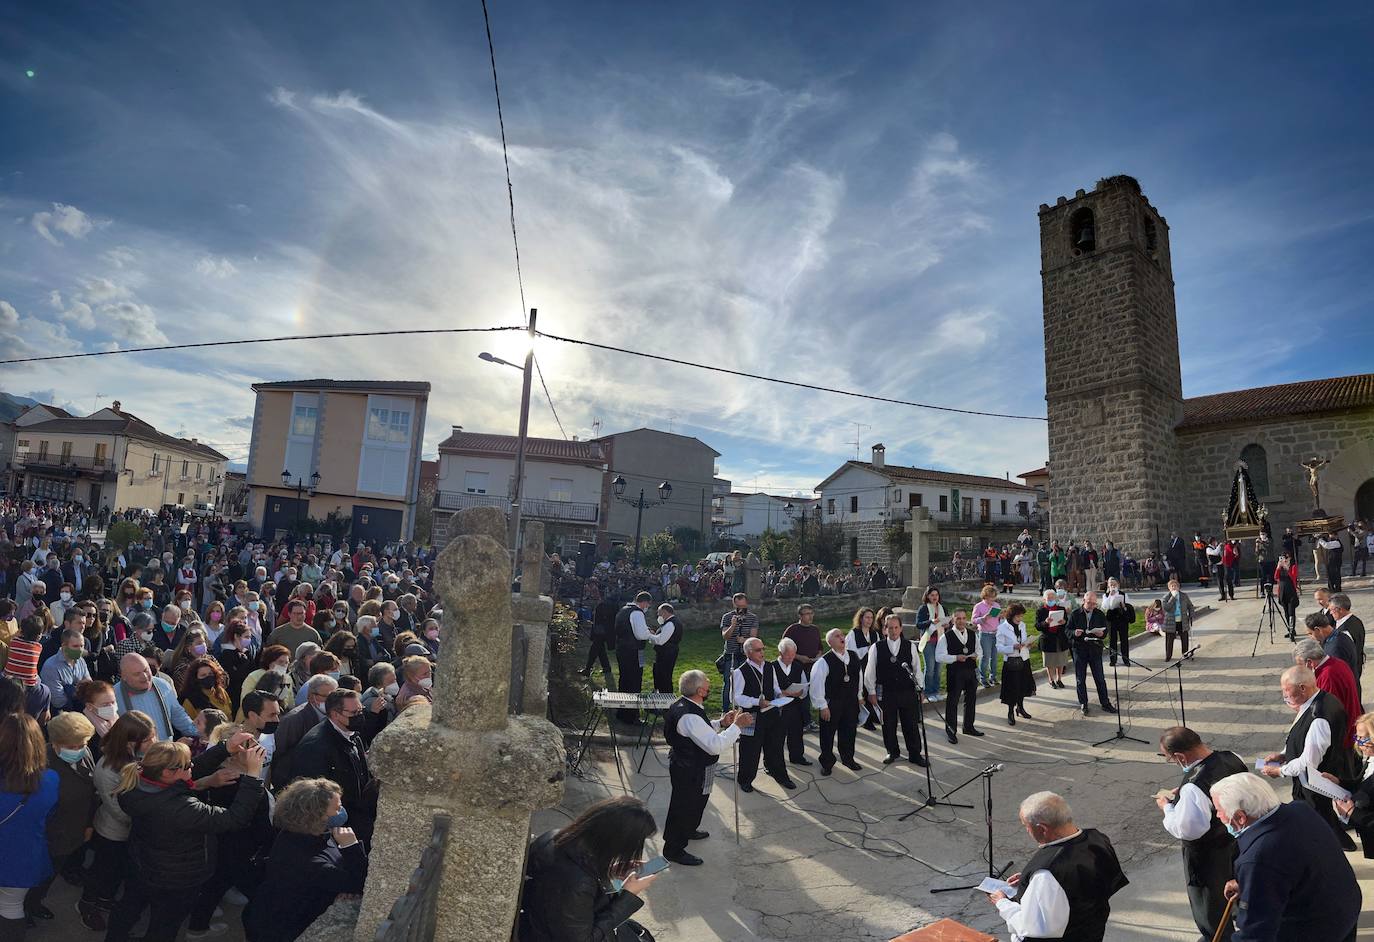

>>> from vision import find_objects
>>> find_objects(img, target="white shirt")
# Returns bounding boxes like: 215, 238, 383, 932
675, 709, 742, 755
650, 618, 676, 646
994, 831, 1078, 940
773, 659, 808, 701
934, 627, 972, 665
1160, 761, 1214, 842
862, 636, 919, 697
845, 628, 875, 660
995, 620, 1030, 661
627, 608, 651, 642
809, 650, 851, 711
1281, 693, 1332, 779
731, 660, 793, 710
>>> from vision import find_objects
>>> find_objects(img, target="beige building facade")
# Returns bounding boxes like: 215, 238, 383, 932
245, 379, 430, 544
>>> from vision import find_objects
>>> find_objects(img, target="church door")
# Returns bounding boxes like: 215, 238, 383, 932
1356, 478, 1374, 524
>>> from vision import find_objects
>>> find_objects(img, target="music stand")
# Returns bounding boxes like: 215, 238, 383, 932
1092, 649, 1149, 749
1128, 646, 1198, 727
930, 764, 1014, 893
899, 693, 973, 821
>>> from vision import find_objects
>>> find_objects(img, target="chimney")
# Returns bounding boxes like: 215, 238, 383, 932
111, 400, 121, 412
871, 443, 885, 469
452, 425, 463, 435
191, 438, 198, 443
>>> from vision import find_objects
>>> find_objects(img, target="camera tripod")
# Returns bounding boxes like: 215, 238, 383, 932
1252, 592, 1285, 657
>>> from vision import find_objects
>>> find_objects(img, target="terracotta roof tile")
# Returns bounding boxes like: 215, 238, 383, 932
1178, 373, 1374, 430
437, 431, 605, 464
848, 461, 1038, 493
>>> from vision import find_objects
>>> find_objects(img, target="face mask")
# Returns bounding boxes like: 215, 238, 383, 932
138, 631, 154, 643
326, 807, 349, 828
260, 720, 280, 735
327, 620, 337, 631
95, 703, 118, 720
249, 601, 260, 611
64, 645, 84, 660
1224, 820, 1242, 838
418, 677, 433, 690
192, 644, 207, 656
58, 747, 85, 765
610, 877, 625, 893
345, 713, 365, 732
141, 599, 154, 609
60, 591, 72, 602
209, 611, 222, 622
369, 626, 380, 638
74, 555, 82, 563
657, 616, 667, 627
384, 682, 400, 696
327, 671, 340, 681
425, 630, 439, 640
198, 674, 216, 689
270, 664, 288, 676
180, 600, 192, 611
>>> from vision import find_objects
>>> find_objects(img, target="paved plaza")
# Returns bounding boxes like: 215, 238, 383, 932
545, 580, 1374, 941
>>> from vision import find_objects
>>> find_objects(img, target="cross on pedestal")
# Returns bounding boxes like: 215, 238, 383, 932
905, 507, 938, 591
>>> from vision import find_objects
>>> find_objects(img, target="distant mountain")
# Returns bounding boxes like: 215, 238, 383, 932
0, 392, 40, 424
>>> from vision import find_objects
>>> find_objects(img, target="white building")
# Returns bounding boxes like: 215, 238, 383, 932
715, 492, 818, 542
814, 444, 1040, 564
433, 427, 606, 552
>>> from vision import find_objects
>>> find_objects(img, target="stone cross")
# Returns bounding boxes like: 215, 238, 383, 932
356, 506, 564, 942
745, 552, 764, 601
904, 507, 938, 593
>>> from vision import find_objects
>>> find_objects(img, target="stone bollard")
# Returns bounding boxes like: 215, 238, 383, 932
355, 506, 565, 942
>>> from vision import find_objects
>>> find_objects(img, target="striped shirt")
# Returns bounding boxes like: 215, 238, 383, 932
720, 609, 759, 663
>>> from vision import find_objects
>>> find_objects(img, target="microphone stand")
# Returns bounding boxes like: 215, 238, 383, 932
1129, 646, 1198, 728
1092, 645, 1148, 749
900, 690, 973, 820
930, 764, 1013, 893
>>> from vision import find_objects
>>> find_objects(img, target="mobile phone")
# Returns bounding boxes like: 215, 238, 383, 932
637, 855, 670, 877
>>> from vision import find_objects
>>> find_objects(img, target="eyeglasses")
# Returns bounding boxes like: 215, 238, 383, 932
1356, 736, 1373, 747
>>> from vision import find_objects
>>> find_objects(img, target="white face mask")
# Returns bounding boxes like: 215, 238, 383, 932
418, 677, 433, 689
60, 591, 71, 602
657, 616, 668, 626
384, 682, 400, 696
95, 704, 118, 720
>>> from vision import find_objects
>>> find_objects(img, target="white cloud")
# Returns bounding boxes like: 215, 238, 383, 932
95, 300, 167, 346
101, 246, 138, 268
196, 255, 239, 278
80, 277, 128, 303
30, 202, 96, 245
267, 86, 297, 109
47, 290, 62, 309
0, 300, 19, 328
57, 300, 96, 329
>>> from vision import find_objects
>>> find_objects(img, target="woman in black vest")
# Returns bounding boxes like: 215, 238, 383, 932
845, 608, 881, 731
996, 603, 1036, 725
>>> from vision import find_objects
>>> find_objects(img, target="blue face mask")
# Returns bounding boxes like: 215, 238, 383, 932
1224, 820, 1242, 838
327, 671, 340, 681
141, 599, 154, 609
326, 807, 349, 828
58, 747, 85, 765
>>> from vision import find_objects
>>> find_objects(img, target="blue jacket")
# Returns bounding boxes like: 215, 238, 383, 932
0, 769, 60, 887
1233, 800, 1360, 941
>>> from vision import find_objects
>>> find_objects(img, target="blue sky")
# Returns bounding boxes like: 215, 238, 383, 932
2, 2, 1371, 491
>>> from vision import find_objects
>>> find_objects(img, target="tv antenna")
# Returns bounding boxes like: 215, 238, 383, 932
845, 422, 871, 459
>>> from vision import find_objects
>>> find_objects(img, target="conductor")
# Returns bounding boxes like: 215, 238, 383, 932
662, 669, 753, 867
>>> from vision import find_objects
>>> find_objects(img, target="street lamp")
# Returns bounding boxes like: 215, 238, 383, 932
612, 474, 672, 564
784, 501, 805, 563
476, 308, 537, 573
281, 468, 320, 531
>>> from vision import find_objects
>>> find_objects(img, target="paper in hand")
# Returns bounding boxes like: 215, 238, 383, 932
1300, 768, 1351, 802
1254, 757, 1279, 772
978, 876, 1017, 898
783, 683, 805, 697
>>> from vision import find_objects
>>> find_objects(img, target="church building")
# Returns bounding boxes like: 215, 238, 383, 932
1039, 175, 1374, 554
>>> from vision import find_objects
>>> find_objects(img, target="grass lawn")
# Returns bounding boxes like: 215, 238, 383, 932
582, 610, 1152, 696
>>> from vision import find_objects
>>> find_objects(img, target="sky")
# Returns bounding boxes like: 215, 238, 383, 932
2, 2, 1372, 492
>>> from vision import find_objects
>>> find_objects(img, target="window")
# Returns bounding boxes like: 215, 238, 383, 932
177, 492, 185, 504
827, 498, 835, 515
849, 495, 859, 514
196, 463, 203, 480
60, 441, 72, 463
367, 407, 411, 443
291, 405, 318, 438
893, 489, 902, 503
939, 495, 948, 512
358, 394, 414, 497
151, 453, 160, 473
909, 493, 922, 508
962, 497, 973, 520
1070, 207, 1095, 254
1000, 500, 1007, 515
463, 471, 489, 495
849, 537, 859, 564
1240, 444, 1270, 496
37, 441, 49, 461
94, 443, 108, 467
181, 459, 189, 477
1017, 500, 1029, 517
1143, 214, 1158, 254
548, 478, 573, 502
980, 499, 991, 523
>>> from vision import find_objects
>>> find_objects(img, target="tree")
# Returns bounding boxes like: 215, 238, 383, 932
671, 526, 704, 556
806, 520, 847, 569
105, 520, 144, 551
883, 524, 907, 560
638, 529, 680, 567
756, 527, 797, 564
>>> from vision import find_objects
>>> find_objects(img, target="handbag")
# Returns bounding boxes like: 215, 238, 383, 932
615, 920, 656, 942
714, 649, 730, 674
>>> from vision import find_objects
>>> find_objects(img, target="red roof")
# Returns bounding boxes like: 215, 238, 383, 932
437, 431, 605, 465
826, 461, 1038, 493
1178, 373, 1374, 430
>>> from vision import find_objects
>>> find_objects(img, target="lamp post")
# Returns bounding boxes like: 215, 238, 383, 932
784, 501, 806, 564
478, 307, 536, 574
280, 468, 320, 532
612, 474, 672, 564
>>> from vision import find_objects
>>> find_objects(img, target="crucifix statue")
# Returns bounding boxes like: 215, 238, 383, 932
1299, 456, 1330, 513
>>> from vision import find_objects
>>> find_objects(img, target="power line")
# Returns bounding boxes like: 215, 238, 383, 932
533, 354, 568, 439
535, 330, 1048, 422
0, 326, 525, 366
478, 0, 528, 324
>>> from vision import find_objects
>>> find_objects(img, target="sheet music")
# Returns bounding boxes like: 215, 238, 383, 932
1301, 768, 1352, 802
978, 876, 1017, 898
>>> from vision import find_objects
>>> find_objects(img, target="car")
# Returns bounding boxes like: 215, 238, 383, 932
189, 502, 216, 518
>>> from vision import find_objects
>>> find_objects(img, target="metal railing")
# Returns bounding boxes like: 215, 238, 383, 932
375, 814, 451, 942
436, 491, 599, 523
15, 453, 116, 472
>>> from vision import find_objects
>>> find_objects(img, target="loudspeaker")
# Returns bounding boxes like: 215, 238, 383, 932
576, 541, 596, 578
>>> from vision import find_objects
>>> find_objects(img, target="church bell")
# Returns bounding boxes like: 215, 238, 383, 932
1075, 224, 1095, 250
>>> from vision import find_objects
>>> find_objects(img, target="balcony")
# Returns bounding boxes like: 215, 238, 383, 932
436, 491, 599, 523
15, 453, 119, 480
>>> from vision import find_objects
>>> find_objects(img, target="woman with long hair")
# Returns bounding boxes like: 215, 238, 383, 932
996, 603, 1036, 725
243, 778, 366, 942
213, 620, 257, 716
519, 795, 659, 941
82, 711, 156, 929
0, 713, 60, 938
914, 586, 947, 703
1273, 553, 1301, 640
846, 608, 880, 730
103, 739, 265, 942
168, 626, 211, 689
77, 679, 118, 759
237, 645, 293, 720
178, 656, 232, 720
113, 578, 141, 618
289, 641, 320, 693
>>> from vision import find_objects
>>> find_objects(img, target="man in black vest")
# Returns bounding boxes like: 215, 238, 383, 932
1155, 726, 1246, 942
732, 638, 796, 792
809, 628, 863, 775
1067, 592, 1117, 717
987, 791, 1128, 942
649, 602, 682, 695
863, 612, 927, 767
613, 591, 653, 726
579, 591, 617, 684
662, 669, 752, 866
935, 610, 982, 744
771, 638, 811, 767
1261, 664, 1357, 850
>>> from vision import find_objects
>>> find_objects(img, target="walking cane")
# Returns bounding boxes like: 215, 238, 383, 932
1211, 894, 1237, 942
732, 741, 740, 845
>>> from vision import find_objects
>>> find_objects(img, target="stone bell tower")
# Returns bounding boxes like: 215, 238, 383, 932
1039, 175, 1185, 554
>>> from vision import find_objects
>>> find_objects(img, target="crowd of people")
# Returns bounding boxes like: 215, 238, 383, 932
0, 498, 442, 941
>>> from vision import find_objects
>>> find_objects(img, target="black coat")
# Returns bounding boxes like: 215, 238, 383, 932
118, 770, 265, 888
242, 831, 367, 942
270, 702, 326, 790
518, 830, 643, 942
288, 720, 376, 823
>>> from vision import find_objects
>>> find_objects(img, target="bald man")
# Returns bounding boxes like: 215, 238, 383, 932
113, 652, 197, 740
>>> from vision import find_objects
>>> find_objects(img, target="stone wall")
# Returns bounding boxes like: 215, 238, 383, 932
835, 519, 895, 567
668, 589, 905, 632
1176, 408, 1374, 538
1039, 176, 1186, 556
